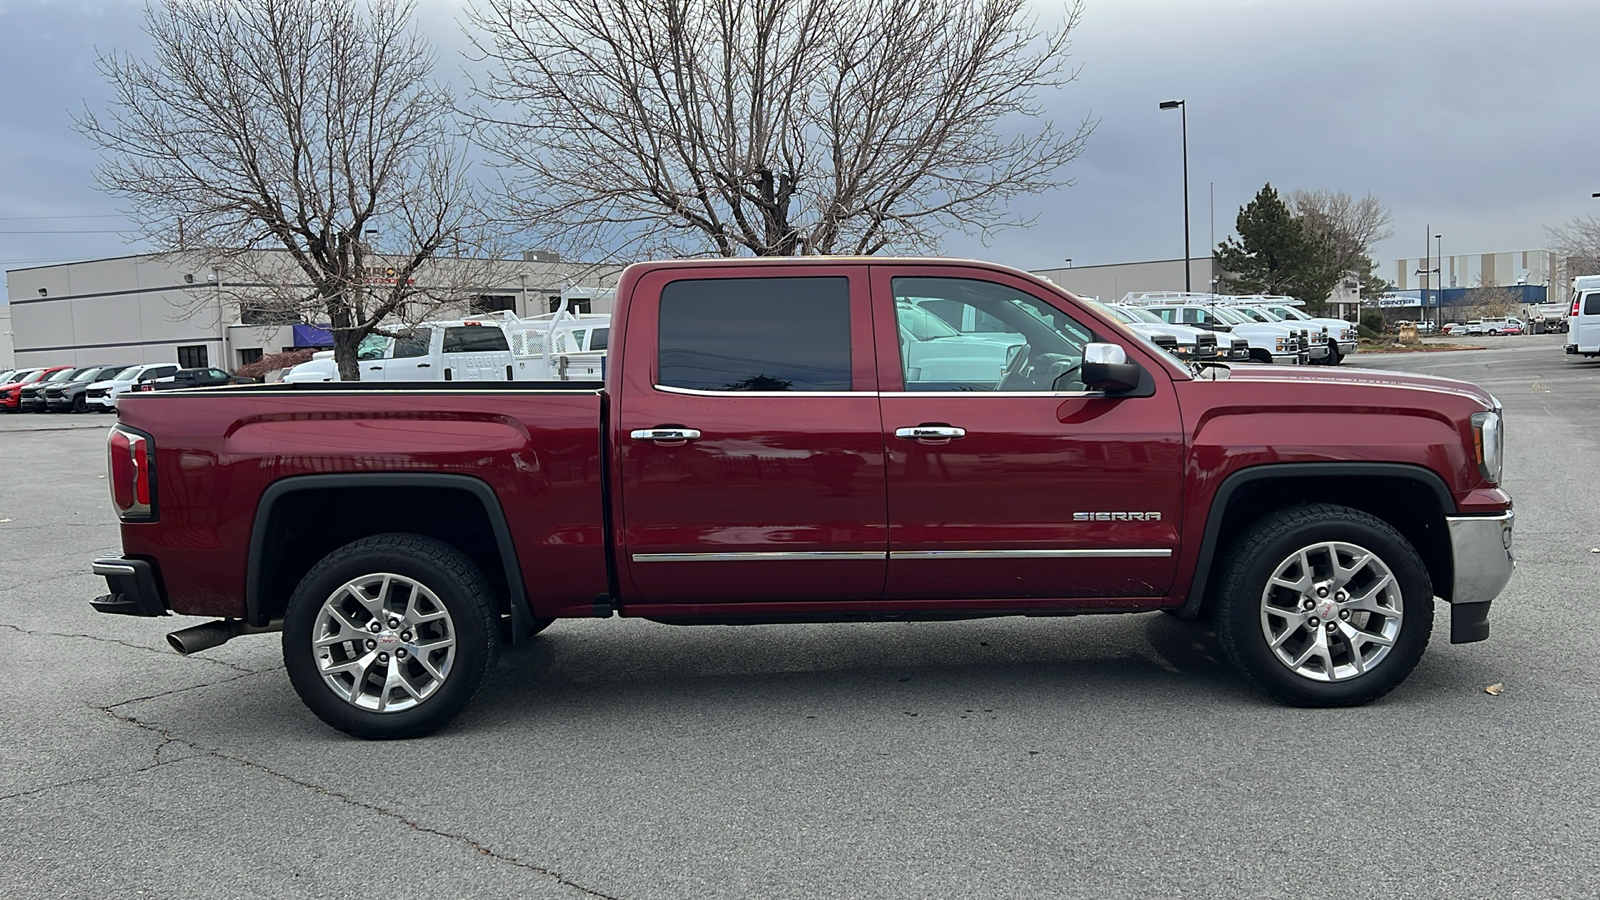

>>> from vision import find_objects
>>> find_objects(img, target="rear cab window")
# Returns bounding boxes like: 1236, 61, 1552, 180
657, 277, 853, 392
443, 326, 510, 354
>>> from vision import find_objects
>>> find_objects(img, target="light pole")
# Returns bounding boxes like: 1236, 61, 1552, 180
1413, 223, 1437, 328
1063, 258, 1072, 268
1160, 99, 1190, 292
1435, 233, 1444, 325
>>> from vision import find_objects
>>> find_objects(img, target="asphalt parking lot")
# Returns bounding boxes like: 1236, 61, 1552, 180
3, 333, 1597, 899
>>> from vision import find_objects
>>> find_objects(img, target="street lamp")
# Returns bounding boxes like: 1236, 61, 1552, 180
1159, 99, 1190, 292
1413, 223, 1438, 327
1063, 258, 1072, 268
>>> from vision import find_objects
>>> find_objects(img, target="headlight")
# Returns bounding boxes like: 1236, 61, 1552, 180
1471, 410, 1503, 484
1275, 337, 1287, 351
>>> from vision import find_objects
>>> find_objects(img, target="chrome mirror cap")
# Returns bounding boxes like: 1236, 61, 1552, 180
1084, 343, 1127, 366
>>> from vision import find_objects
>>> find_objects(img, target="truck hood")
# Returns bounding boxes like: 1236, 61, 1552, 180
1218, 362, 1498, 409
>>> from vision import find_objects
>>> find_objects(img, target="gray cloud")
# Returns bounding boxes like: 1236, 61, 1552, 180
3, 0, 1596, 284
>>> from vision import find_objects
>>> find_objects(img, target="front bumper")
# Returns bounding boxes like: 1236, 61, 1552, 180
1307, 344, 1330, 361
1268, 352, 1300, 365
1444, 510, 1514, 643
90, 558, 170, 617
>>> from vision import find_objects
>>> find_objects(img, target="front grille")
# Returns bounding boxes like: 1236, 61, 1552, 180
1197, 333, 1218, 357
86, 388, 108, 400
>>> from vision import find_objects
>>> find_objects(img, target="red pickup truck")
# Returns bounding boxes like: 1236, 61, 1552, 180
91, 258, 1515, 738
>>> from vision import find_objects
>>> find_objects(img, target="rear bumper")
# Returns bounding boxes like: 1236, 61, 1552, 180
89, 558, 170, 617
1445, 510, 1514, 643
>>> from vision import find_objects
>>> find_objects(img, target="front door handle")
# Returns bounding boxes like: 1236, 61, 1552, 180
894, 425, 966, 443
630, 428, 702, 444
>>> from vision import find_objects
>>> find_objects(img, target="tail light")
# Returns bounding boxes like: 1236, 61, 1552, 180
1573, 297, 1582, 316
108, 425, 156, 521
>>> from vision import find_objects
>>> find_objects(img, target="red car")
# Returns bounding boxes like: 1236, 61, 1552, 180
90, 257, 1515, 737
0, 366, 69, 411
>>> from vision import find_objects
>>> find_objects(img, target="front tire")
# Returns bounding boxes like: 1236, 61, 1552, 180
283, 533, 500, 739
1214, 503, 1432, 707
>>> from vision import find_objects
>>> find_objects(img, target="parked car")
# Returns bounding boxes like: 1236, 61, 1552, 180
132, 367, 254, 392
21, 365, 108, 412
1092, 301, 1228, 363
1125, 295, 1307, 365
83, 364, 180, 411
1464, 317, 1525, 336
90, 257, 1514, 738
2, 366, 69, 412
45, 365, 134, 412
1440, 322, 1466, 335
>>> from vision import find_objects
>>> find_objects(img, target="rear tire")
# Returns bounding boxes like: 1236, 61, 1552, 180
283, 533, 500, 739
1214, 503, 1432, 707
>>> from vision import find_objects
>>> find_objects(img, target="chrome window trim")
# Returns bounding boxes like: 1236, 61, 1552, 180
653, 385, 866, 397
880, 390, 1107, 399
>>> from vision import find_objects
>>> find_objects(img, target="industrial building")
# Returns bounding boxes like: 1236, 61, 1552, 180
5, 251, 620, 371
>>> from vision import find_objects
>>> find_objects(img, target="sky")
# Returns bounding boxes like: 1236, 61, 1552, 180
2, 0, 1597, 292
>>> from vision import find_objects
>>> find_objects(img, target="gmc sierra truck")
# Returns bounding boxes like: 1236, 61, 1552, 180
90, 258, 1515, 738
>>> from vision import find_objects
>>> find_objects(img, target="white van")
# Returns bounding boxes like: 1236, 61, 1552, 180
1566, 276, 1600, 356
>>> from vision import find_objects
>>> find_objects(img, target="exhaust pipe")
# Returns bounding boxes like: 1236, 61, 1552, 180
167, 618, 283, 655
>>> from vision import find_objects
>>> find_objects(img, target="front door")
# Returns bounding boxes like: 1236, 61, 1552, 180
873, 266, 1185, 601
616, 266, 887, 604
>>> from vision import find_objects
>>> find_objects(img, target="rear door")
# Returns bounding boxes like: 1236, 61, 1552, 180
873, 266, 1184, 601
615, 265, 886, 603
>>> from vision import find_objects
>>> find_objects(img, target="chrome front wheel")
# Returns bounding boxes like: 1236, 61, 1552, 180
1259, 541, 1403, 682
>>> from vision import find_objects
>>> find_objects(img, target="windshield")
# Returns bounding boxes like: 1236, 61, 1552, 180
1233, 307, 1276, 323
1211, 307, 1250, 325
17, 370, 48, 385
1117, 305, 1167, 324
71, 367, 107, 382
897, 301, 964, 340
1274, 307, 1311, 321
45, 368, 79, 382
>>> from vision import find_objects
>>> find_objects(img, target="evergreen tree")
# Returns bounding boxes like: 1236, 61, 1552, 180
1216, 184, 1340, 305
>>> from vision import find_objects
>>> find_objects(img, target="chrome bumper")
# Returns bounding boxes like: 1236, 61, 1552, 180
1444, 510, 1513, 643
1446, 511, 1514, 605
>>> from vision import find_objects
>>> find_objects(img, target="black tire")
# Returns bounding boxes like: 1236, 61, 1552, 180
283, 533, 500, 739
71, 394, 87, 413
1325, 344, 1342, 366
1213, 503, 1433, 707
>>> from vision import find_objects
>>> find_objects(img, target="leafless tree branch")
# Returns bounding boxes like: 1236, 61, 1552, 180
78, 0, 500, 379
463, 0, 1093, 260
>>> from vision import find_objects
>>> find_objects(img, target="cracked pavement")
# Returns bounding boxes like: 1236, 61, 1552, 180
3, 338, 1600, 899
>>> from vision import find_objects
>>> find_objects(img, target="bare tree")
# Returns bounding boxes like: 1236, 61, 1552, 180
1547, 216, 1600, 280
1289, 189, 1393, 305
464, 0, 1093, 259
79, 0, 498, 380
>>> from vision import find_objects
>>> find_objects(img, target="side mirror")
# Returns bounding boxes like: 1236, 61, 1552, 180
1080, 343, 1143, 394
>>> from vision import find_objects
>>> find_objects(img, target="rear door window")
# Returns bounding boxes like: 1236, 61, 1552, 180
443, 326, 510, 354
657, 277, 852, 391
1585, 292, 1600, 316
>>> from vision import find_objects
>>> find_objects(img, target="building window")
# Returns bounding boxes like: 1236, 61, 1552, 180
177, 345, 209, 368
237, 348, 263, 368
471, 294, 516, 314
549, 296, 592, 314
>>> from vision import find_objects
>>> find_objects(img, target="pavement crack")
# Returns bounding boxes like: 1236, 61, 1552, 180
0, 623, 255, 673
94, 708, 626, 900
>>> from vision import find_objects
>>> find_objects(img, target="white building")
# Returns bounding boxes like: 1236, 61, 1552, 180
6, 251, 621, 371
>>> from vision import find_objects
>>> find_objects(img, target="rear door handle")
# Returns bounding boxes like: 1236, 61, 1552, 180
630, 428, 702, 444
895, 425, 966, 442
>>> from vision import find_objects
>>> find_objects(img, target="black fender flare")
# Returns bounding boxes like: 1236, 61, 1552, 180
246, 473, 535, 640
1179, 462, 1455, 618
